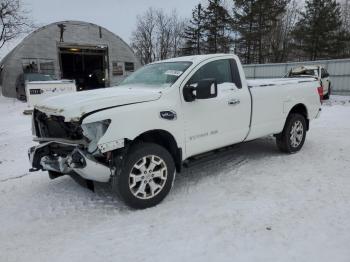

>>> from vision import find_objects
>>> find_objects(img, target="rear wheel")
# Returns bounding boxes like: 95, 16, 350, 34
111, 143, 175, 209
276, 113, 307, 154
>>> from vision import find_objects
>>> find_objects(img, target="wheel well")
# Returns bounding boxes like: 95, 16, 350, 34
289, 104, 309, 130
132, 130, 182, 172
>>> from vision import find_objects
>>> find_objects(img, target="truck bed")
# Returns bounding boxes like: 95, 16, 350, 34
245, 77, 320, 141
247, 78, 317, 88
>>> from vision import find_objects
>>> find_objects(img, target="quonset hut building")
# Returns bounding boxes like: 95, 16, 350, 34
0, 20, 140, 98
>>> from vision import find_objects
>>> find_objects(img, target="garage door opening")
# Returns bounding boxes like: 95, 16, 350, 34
59, 46, 108, 91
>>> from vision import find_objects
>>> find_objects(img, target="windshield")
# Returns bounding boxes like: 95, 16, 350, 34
119, 62, 192, 88
25, 73, 54, 82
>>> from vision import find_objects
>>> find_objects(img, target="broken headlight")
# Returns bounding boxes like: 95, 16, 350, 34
81, 120, 111, 154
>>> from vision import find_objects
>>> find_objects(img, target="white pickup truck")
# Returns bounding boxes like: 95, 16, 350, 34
29, 54, 321, 209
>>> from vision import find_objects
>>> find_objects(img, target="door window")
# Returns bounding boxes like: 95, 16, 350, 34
188, 59, 233, 85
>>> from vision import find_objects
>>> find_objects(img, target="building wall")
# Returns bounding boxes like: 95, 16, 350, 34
243, 58, 350, 94
0, 21, 140, 98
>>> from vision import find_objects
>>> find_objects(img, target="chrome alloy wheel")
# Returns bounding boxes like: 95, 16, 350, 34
290, 120, 304, 148
129, 155, 168, 200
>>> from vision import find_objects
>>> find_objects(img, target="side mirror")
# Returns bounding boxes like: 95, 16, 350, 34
183, 78, 218, 102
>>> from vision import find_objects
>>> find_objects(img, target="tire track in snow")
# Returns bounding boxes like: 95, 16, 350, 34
0, 173, 30, 183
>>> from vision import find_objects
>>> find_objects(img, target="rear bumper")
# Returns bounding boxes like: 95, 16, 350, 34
28, 141, 111, 183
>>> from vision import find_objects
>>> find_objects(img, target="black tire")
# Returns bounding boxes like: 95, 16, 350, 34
276, 113, 307, 154
323, 84, 331, 100
111, 143, 175, 209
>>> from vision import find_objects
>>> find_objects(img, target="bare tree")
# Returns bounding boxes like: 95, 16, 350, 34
169, 10, 185, 58
131, 8, 157, 65
269, 0, 300, 62
155, 9, 172, 60
341, 0, 350, 28
0, 0, 34, 49
131, 8, 185, 64
339, 0, 350, 57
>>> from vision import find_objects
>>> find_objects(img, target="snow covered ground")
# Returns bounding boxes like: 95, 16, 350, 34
1, 95, 350, 262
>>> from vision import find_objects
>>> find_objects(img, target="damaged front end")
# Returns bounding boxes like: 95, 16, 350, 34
28, 109, 118, 183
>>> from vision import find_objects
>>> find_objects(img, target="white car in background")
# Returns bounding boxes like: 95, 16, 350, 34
16, 73, 77, 106
287, 65, 331, 100
25, 79, 76, 108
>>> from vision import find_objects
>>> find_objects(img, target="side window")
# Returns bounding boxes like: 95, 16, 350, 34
321, 68, 329, 78
189, 59, 232, 85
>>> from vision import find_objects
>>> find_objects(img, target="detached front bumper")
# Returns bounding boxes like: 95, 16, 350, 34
28, 141, 111, 183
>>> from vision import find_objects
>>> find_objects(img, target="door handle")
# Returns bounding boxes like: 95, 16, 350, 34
228, 99, 240, 106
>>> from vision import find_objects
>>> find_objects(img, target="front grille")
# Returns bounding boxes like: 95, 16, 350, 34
33, 109, 83, 140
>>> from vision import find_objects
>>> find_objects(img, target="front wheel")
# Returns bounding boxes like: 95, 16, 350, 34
111, 143, 175, 209
276, 113, 307, 154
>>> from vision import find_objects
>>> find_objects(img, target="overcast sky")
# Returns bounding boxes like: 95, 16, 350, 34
0, 0, 203, 58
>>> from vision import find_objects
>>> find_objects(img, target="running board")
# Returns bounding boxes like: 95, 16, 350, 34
183, 144, 239, 169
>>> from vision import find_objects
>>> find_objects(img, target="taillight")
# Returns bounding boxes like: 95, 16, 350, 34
317, 86, 323, 102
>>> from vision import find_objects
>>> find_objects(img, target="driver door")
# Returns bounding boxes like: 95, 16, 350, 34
182, 58, 251, 158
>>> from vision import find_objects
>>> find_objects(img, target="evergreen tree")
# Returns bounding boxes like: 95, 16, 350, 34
293, 0, 345, 60
232, 0, 257, 63
203, 0, 233, 53
182, 4, 205, 55
233, 0, 288, 64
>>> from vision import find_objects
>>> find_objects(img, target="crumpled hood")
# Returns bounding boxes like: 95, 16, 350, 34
35, 86, 162, 121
